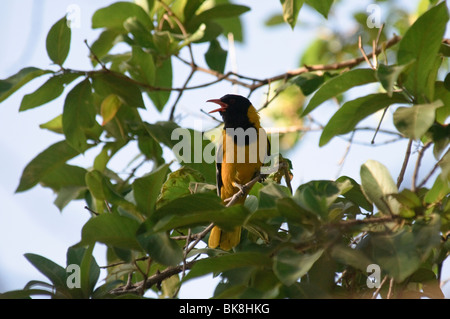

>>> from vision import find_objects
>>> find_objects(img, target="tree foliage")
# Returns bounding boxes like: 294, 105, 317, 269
0, 0, 449, 299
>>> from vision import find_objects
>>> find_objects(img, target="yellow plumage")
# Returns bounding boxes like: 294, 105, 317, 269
207, 97, 268, 250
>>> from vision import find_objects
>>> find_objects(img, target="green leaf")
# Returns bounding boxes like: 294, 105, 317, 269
91, 72, 145, 108
439, 151, 450, 182
132, 163, 170, 216
89, 30, 120, 66
368, 214, 441, 282
145, 121, 216, 183
77, 213, 141, 251
276, 197, 318, 228
302, 68, 377, 116
291, 73, 325, 96
24, 253, 69, 294
294, 180, 341, 219
54, 186, 86, 211
147, 57, 172, 111
92, 2, 153, 31
188, 4, 250, 30
85, 170, 138, 215
393, 100, 444, 140
126, 45, 155, 86
319, 93, 407, 146
335, 176, 373, 212
40, 114, 63, 134
179, 23, 207, 48
0, 67, 51, 103
265, 14, 285, 27
156, 166, 205, 209
434, 82, 450, 125
40, 164, 87, 191
397, 2, 448, 102
280, 0, 304, 29
46, 16, 71, 65
215, 11, 245, 42
138, 134, 164, 165
20, 73, 80, 111
124, 17, 154, 48
390, 189, 422, 218
136, 231, 183, 266
16, 140, 81, 192
62, 79, 96, 153
204, 39, 227, 74
257, 182, 291, 209
305, 0, 333, 18
0, 288, 55, 299
273, 248, 324, 286
183, 252, 271, 282
144, 120, 180, 148
376, 63, 412, 97
149, 193, 242, 233
180, 0, 203, 22
152, 31, 179, 56
66, 246, 100, 298
330, 245, 372, 272
360, 160, 401, 215
425, 173, 450, 204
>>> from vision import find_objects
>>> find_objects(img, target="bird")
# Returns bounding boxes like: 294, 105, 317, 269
206, 94, 269, 250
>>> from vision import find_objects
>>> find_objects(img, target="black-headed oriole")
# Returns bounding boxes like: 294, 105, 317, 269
207, 94, 269, 250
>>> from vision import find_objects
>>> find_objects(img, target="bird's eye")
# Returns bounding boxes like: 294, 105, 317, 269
229, 98, 235, 104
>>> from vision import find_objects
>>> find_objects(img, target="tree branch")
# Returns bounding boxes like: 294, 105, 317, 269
109, 260, 197, 295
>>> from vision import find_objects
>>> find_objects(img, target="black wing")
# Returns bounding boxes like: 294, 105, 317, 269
216, 141, 223, 197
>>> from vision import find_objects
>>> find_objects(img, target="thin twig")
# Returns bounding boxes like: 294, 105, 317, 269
359, 36, 375, 69
104, 200, 112, 213
371, 107, 389, 144
373, 24, 385, 68
336, 131, 355, 178
172, 228, 192, 297
397, 138, 413, 188
157, 0, 199, 122
417, 147, 450, 188
100, 256, 148, 269
355, 126, 403, 137
84, 206, 98, 216
387, 277, 395, 299
182, 228, 191, 278
371, 275, 389, 299
412, 142, 432, 191
200, 109, 222, 122
157, 0, 195, 65
169, 68, 196, 121
264, 125, 321, 134
184, 223, 215, 256
223, 173, 262, 206
84, 39, 107, 70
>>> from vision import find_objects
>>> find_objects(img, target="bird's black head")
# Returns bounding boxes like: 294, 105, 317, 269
207, 94, 253, 129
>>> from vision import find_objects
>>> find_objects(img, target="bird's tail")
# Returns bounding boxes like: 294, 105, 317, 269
208, 226, 241, 251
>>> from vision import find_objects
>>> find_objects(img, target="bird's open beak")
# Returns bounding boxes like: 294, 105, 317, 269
207, 99, 228, 113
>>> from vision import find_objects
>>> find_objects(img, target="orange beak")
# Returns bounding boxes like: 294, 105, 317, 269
207, 99, 228, 113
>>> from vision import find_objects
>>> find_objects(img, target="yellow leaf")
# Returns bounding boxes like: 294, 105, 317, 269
101, 94, 121, 126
